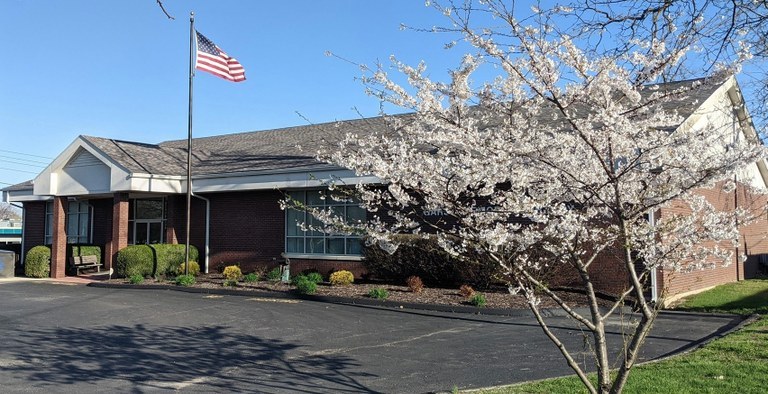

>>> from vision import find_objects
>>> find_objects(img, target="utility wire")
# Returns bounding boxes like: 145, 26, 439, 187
0, 158, 46, 168
0, 154, 50, 165
0, 149, 53, 160
0, 167, 38, 175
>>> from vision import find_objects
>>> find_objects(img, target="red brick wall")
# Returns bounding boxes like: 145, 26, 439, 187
198, 190, 285, 272
660, 181, 768, 298
90, 198, 113, 249
22, 201, 47, 260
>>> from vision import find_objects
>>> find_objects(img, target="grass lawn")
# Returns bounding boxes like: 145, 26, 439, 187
473, 279, 768, 394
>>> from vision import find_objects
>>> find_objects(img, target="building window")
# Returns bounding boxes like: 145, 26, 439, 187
285, 190, 365, 257
66, 201, 91, 244
44, 200, 92, 244
44, 201, 53, 245
128, 198, 166, 244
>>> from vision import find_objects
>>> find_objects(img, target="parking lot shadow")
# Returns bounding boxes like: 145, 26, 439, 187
3, 324, 379, 393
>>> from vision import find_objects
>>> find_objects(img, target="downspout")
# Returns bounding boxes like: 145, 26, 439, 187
648, 210, 658, 303
11, 202, 24, 267
191, 192, 210, 274
734, 174, 741, 281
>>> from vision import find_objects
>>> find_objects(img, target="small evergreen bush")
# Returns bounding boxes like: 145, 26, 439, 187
25, 245, 51, 278
295, 276, 318, 294
469, 293, 487, 307
129, 274, 144, 284
329, 270, 354, 286
305, 272, 323, 284
175, 261, 201, 276
223, 265, 242, 282
175, 274, 195, 287
368, 287, 389, 299
243, 272, 260, 283
265, 267, 282, 281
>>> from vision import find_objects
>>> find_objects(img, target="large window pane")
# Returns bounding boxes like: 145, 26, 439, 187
148, 222, 162, 244
346, 206, 366, 224
135, 199, 163, 219
285, 189, 366, 256
136, 223, 148, 245
306, 238, 325, 254
326, 238, 345, 254
307, 190, 325, 206
286, 237, 303, 253
286, 209, 304, 236
346, 238, 362, 255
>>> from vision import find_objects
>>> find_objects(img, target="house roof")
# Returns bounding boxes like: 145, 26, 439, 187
80, 115, 399, 178
1, 76, 742, 196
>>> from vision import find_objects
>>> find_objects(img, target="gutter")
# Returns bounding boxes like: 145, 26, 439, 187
649, 210, 659, 303
190, 192, 210, 274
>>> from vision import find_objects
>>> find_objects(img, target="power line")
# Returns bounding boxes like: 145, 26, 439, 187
0, 167, 39, 175
0, 154, 50, 165
0, 149, 53, 160
0, 158, 46, 168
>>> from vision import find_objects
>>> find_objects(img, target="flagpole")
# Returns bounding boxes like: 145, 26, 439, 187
184, 11, 195, 275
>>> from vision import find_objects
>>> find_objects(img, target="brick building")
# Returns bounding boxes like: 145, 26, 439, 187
2, 76, 767, 300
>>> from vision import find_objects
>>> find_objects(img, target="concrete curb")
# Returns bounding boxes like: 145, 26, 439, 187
87, 281, 634, 318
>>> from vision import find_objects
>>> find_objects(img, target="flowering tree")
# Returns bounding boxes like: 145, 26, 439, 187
287, 1, 767, 393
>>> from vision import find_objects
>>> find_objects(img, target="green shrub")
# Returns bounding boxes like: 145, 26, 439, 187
295, 277, 318, 295
329, 270, 354, 286
368, 287, 389, 299
116, 245, 153, 277
243, 272, 260, 283
25, 245, 51, 278
362, 234, 501, 288
116, 244, 198, 278
129, 274, 144, 284
265, 267, 282, 281
305, 272, 323, 284
291, 272, 323, 286
469, 293, 487, 307
152, 244, 199, 276
175, 274, 195, 287
175, 261, 201, 276
223, 265, 242, 282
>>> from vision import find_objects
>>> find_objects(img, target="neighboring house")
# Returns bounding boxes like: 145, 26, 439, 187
2, 76, 767, 301
0, 220, 22, 245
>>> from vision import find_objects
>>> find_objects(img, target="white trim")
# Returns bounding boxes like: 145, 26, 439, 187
283, 253, 363, 262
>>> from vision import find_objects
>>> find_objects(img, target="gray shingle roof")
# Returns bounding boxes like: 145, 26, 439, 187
2, 77, 727, 193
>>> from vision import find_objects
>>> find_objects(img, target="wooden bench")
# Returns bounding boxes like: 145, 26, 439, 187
70, 255, 103, 275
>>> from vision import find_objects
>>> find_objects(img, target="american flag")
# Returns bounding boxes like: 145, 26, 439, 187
195, 31, 246, 82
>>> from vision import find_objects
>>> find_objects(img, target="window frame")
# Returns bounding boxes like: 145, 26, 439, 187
284, 189, 365, 260
128, 197, 167, 245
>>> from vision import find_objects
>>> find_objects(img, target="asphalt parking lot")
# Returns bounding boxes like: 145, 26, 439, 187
0, 280, 742, 393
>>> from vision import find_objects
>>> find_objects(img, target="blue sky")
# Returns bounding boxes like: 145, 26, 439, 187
0, 0, 461, 187
0, 1, 761, 189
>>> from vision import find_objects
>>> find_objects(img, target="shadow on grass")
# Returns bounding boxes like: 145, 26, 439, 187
716, 288, 768, 314
3, 324, 378, 393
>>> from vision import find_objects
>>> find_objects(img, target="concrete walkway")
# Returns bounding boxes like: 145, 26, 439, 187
0, 279, 744, 393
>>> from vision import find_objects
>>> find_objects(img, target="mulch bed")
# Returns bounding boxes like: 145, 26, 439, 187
116, 273, 615, 310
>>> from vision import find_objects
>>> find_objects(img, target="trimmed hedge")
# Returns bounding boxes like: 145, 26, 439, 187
25, 245, 51, 278
116, 244, 199, 278
362, 234, 501, 289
